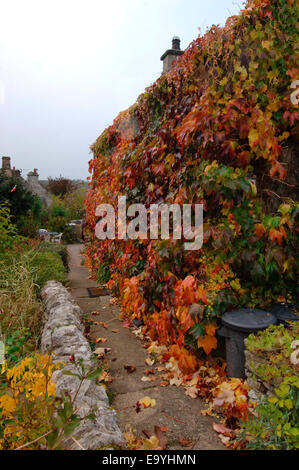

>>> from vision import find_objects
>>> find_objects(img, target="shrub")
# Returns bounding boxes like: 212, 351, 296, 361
62, 225, 78, 244
50, 204, 69, 219
0, 354, 60, 450
36, 242, 69, 270
0, 203, 22, 252
47, 177, 76, 197
246, 322, 299, 386
47, 215, 68, 233
0, 175, 43, 225
238, 376, 299, 450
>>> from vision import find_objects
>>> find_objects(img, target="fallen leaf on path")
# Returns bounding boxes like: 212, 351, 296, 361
123, 320, 133, 328
156, 366, 166, 372
142, 435, 160, 450
141, 376, 157, 382
94, 347, 111, 357
219, 435, 231, 445
185, 377, 198, 387
169, 376, 182, 387
159, 381, 169, 387
201, 406, 213, 416
112, 329, 119, 333
155, 426, 167, 450
138, 396, 156, 408
145, 368, 155, 375
159, 426, 169, 432
91, 311, 100, 316
212, 423, 233, 435
185, 386, 198, 398
124, 365, 136, 374
145, 357, 155, 366
95, 337, 107, 343
179, 438, 193, 447
98, 322, 109, 329
110, 297, 118, 305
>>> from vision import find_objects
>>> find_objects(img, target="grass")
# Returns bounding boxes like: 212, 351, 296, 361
0, 245, 68, 354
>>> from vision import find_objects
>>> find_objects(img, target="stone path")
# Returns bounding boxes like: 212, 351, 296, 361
67, 244, 225, 450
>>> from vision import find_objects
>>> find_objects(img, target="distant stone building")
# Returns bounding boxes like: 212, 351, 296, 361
26, 168, 52, 208
1, 156, 52, 207
1, 156, 21, 178
160, 36, 184, 73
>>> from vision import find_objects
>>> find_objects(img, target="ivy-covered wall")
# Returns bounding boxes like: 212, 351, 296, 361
84, 0, 298, 373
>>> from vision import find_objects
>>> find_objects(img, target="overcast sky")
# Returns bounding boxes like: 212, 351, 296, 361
0, 0, 242, 180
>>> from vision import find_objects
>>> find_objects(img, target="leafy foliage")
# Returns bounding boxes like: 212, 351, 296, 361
85, 0, 299, 372
47, 176, 76, 197
0, 175, 44, 233
246, 321, 299, 385
237, 376, 299, 450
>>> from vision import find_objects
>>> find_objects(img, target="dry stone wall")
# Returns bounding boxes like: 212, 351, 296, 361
40, 281, 124, 450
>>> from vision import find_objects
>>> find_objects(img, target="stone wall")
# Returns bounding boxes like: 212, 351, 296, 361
40, 281, 124, 450
244, 339, 275, 399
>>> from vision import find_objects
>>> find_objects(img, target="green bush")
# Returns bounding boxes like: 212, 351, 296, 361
47, 215, 67, 233
246, 322, 299, 386
0, 203, 23, 252
36, 242, 69, 271
238, 376, 299, 450
50, 204, 69, 219
62, 225, 78, 244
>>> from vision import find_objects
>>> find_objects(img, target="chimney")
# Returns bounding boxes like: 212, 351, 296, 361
172, 36, 181, 50
2, 156, 11, 170
27, 168, 39, 183
160, 36, 184, 73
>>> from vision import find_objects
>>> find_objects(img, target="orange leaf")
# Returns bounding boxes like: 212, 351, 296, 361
205, 323, 218, 337
197, 335, 217, 355
254, 223, 265, 239
269, 226, 287, 246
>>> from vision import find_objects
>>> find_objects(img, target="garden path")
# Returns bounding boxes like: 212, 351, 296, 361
67, 244, 225, 450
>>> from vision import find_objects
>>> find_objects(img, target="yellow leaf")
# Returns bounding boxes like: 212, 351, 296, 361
248, 128, 259, 148
142, 435, 160, 450
139, 396, 156, 408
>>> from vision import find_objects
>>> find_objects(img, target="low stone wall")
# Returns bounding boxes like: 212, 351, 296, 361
40, 281, 124, 450
244, 340, 275, 399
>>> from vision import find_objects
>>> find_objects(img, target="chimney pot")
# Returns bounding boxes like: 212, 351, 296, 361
172, 36, 181, 50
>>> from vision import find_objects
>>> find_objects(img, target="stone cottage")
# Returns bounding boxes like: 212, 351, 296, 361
1, 156, 52, 207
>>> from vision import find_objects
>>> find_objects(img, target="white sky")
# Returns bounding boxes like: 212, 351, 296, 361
0, 0, 242, 180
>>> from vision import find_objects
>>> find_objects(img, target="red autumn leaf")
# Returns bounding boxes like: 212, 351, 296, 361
269, 226, 287, 246
179, 437, 193, 447
124, 365, 136, 374
154, 426, 167, 450
270, 160, 286, 180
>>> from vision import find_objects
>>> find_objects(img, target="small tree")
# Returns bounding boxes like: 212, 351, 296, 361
0, 175, 43, 232
47, 177, 76, 197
